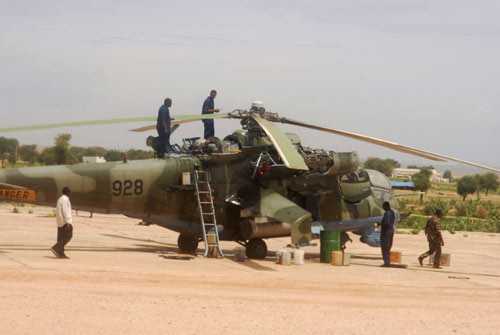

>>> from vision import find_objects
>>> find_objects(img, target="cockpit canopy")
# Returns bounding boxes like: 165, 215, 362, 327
365, 169, 392, 190
340, 169, 392, 203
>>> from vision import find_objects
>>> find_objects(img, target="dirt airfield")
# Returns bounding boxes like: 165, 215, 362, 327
0, 204, 499, 335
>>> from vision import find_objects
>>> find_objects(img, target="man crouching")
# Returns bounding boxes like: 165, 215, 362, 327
51, 187, 73, 259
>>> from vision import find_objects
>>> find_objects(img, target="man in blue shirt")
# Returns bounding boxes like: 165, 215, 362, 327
201, 89, 219, 139
156, 98, 172, 158
380, 201, 396, 267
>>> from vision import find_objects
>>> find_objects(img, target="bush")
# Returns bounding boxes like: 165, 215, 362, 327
399, 213, 499, 233
399, 215, 427, 230
475, 206, 488, 219
423, 199, 450, 216
454, 200, 477, 217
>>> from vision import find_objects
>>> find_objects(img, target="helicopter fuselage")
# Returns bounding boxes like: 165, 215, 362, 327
0, 142, 395, 255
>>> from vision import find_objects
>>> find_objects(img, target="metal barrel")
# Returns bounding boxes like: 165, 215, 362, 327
320, 230, 341, 263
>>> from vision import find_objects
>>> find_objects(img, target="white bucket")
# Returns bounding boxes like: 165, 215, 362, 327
292, 249, 305, 265
276, 249, 284, 264
343, 252, 351, 266
277, 249, 292, 265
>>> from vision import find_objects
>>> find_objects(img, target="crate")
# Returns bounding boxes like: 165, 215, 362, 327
182, 172, 192, 185
331, 251, 350, 266
390, 251, 402, 264
429, 253, 451, 267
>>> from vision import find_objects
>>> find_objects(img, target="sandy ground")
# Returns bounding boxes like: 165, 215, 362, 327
0, 204, 499, 335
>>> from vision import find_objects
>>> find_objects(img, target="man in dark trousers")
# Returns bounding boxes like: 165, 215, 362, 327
157, 98, 172, 157
201, 89, 219, 139
418, 209, 445, 268
380, 201, 396, 267
51, 187, 73, 258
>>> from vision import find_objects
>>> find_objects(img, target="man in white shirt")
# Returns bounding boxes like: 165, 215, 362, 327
51, 187, 73, 258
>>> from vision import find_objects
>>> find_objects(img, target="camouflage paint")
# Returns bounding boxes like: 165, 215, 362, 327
0, 157, 200, 220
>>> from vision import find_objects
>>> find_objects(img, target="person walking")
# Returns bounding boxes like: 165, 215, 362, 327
201, 89, 219, 139
51, 187, 73, 258
157, 98, 172, 157
418, 209, 445, 268
380, 201, 396, 267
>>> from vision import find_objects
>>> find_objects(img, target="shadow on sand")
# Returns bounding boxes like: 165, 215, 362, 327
352, 261, 500, 278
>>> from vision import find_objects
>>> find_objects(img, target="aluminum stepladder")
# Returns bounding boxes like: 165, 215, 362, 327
193, 169, 224, 257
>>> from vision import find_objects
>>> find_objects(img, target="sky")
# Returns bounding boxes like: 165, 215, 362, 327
1, 0, 499, 170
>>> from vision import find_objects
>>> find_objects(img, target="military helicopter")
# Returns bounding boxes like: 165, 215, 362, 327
1, 102, 498, 258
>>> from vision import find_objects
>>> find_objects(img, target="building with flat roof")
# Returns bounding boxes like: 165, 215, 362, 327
392, 168, 449, 183
82, 156, 106, 164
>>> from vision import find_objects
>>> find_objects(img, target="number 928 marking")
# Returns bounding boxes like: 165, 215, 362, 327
112, 180, 144, 196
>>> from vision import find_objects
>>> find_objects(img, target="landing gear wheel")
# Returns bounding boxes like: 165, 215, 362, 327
178, 234, 199, 254
245, 238, 268, 259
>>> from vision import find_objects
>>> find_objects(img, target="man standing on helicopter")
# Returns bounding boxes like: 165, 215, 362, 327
201, 89, 219, 139
156, 98, 172, 157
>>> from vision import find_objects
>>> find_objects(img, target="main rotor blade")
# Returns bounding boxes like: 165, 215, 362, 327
0, 117, 157, 133
253, 115, 309, 171
129, 113, 231, 132
281, 118, 500, 173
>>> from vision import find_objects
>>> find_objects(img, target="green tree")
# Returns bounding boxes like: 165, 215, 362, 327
385, 158, 401, 169
18, 145, 39, 164
408, 165, 434, 170
480, 173, 499, 196
443, 170, 452, 181
54, 134, 74, 165
474, 174, 484, 200
457, 175, 478, 201
412, 169, 432, 192
364, 157, 400, 177
39, 147, 57, 165
104, 150, 124, 162
84, 146, 107, 157
0, 137, 19, 163
126, 149, 154, 160
69, 146, 87, 163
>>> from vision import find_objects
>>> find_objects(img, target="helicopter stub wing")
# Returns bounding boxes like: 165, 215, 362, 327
281, 117, 500, 174
259, 188, 312, 246
252, 115, 309, 171
129, 113, 232, 132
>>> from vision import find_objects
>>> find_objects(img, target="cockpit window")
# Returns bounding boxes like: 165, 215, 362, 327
341, 171, 369, 184
366, 170, 392, 190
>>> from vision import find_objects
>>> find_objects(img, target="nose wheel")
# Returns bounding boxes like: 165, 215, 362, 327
245, 238, 268, 260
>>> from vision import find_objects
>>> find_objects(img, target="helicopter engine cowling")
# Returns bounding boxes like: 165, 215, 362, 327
326, 152, 360, 176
